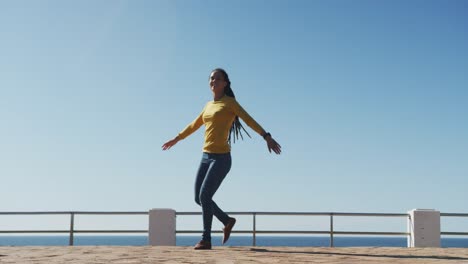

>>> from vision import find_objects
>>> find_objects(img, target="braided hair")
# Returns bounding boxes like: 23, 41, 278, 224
211, 68, 251, 144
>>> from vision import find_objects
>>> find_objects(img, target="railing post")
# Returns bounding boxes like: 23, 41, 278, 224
407, 209, 440, 247
330, 213, 334, 247
69, 212, 74, 246
148, 209, 176, 246
253, 213, 257, 246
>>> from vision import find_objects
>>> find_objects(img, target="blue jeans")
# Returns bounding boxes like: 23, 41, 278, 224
194, 152, 232, 242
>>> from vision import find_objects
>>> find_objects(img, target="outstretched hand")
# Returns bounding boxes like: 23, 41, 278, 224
162, 137, 180, 150
266, 137, 281, 154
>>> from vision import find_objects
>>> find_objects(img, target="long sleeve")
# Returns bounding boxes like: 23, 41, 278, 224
230, 99, 266, 136
178, 109, 204, 140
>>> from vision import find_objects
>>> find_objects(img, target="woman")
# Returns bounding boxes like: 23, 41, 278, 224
162, 68, 281, 250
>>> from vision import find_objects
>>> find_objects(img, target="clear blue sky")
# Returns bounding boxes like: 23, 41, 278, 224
1, 0, 467, 233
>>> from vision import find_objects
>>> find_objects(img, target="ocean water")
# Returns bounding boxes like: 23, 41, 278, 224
0, 236, 467, 247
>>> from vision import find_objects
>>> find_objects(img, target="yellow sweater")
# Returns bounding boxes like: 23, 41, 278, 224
178, 96, 266, 153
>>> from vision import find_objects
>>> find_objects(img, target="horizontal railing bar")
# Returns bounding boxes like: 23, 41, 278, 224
333, 231, 409, 236
329, 213, 409, 217
176, 230, 330, 234
252, 231, 332, 234
72, 212, 148, 215
0, 230, 412, 235
0, 230, 440, 236
0, 212, 148, 215
0, 230, 71, 233
73, 230, 147, 233
441, 232, 468, 236
176, 230, 247, 234
1, 211, 463, 216
441, 213, 468, 217
0, 230, 148, 234
176, 212, 409, 217
0, 212, 73, 215
176, 230, 408, 235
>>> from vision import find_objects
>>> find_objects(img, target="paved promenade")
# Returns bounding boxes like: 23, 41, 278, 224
1, 246, 468, 263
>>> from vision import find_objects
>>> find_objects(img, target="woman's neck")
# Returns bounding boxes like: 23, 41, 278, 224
213, 93, 225, 101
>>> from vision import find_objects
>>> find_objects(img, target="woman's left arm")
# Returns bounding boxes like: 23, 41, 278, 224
232, 100, 281, 155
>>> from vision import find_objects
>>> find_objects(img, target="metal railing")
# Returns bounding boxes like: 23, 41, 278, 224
1, 211, 466, 246
0, 212, 148, 246
441, 213, 468, 236
0, 211, 468, 247
177, 212, 409, 247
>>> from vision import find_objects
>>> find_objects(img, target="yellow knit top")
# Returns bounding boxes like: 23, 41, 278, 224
178, 95, 266, 153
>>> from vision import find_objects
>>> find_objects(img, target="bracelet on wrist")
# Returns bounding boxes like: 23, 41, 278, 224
263, 132, 271, 140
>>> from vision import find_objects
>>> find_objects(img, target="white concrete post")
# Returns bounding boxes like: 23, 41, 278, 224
407, 209, 440, 247
148, 209, 176, 246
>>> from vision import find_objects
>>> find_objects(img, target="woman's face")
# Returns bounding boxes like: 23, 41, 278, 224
209, 71, 227, 94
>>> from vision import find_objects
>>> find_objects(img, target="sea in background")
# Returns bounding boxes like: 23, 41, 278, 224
1, 236, 467, 247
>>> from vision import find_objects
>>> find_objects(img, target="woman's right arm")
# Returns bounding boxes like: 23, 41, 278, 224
162, 110, 204, 151
161, 136, 181, 150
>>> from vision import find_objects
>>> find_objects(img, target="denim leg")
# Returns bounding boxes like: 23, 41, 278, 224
194, 158, 210, 207
194, 153, 231, 242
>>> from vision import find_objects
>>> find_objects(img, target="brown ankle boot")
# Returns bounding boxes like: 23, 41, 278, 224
194, 240, 212, 250
222, 217, 236, 244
